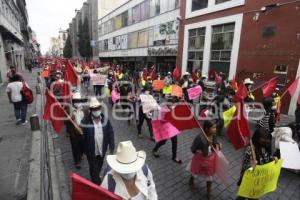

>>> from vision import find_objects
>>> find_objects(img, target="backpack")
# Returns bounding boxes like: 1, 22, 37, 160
107, 164, 149, 193
21, 82, 34, 104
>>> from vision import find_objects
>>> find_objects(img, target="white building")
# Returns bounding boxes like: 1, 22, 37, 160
98, 0, 180, 74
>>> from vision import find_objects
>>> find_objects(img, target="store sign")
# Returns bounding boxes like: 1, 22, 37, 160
148, 47, 178, 56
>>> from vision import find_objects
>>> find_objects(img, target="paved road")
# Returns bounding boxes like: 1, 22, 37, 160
0, 69, 37, 200
53, 91, 300, 200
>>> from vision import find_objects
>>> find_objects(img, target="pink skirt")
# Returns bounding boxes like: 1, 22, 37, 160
190, 153, 216, 176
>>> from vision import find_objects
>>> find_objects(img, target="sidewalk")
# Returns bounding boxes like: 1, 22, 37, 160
0, 69, 38, 200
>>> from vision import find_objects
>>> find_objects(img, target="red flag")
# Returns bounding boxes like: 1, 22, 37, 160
239, 101, 251, 138
262, 77, 278, 97
70, 173, 122, 200
62, 72, 71, 102
43, 89, 66, 133
287, 77, 299, 96
235, 83, 248, 101
65, 60, 79, 86
192, 71, 198, 83
231, 76, 238, 92
173, 66, 181, 80
149, 65, 156, 80
142, 68, 148, 80
164, 103, 200, 131
215, 72, 222, 84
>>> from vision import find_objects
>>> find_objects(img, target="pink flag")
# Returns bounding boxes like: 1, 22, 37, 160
152, 120, 180, 142
187, 86, 202, 100
111, 90, 120, 103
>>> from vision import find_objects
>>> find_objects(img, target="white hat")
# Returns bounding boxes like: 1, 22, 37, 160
72, 92, 81, 100
183, 72, 191, 76
244, 78, 254, 85
201, 74, 208, 79
107, 141, 146, 174
89, 97, 101, 108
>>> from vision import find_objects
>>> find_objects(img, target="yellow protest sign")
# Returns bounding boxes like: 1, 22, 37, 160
163, 85, 172, 94
223, 105, 237, 128
238, 160, 283, 199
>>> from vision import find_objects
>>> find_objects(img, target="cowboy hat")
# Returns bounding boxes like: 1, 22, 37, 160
107, 141, 146, 174
201, 74, 208, 79
183, 72, 191, 76
89, 97, 101, 108
72, 91, 82, 100
244, 78, 254, 85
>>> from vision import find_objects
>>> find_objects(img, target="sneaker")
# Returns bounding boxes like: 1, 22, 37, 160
152, 150, 159, 158
21, 120, 28, 125
16, 119, 22, 125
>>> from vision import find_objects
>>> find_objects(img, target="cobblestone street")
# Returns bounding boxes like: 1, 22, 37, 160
53, 98, 300, 200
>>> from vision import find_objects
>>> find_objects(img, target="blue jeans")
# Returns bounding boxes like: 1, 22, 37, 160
13, 101, 28, 123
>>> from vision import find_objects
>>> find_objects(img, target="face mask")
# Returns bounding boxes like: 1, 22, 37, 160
120, 172, 136, 180
92, 110, 101, 118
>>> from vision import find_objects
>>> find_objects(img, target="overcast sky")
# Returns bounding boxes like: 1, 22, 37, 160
26, 0, 84, 55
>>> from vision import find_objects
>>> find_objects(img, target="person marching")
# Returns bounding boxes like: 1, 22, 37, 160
64, 92, 86, 169
188, 120, 222, 200
101, 141, 158, 200
244, 78, 255, 102
80, 97, 115, 185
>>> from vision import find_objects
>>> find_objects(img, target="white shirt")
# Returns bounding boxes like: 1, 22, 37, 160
73, 109, 84, 125
101, 169, 158, 200
93, 120, 103, 156
6, 81, 23, 102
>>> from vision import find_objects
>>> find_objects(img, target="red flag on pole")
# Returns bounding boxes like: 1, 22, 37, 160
262, 77, 278, 97
43, 89, 66, 133
65, 60, 79, 86
149, 65, 156, 80
164, 103, 200, 131
62, 72, 71, 102
173, 66, 181, 81
142, 68, 148, 80
287, 77, 299, 96
231, 76, 238, 92
70, 173, 122, 200
235, 83, 248, 101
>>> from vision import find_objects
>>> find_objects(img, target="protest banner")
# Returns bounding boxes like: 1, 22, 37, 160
152, 80, 164, 91
140, 94, 160, 114
188, 86, 202, 100
279, 142, 300, 170
152, 120, 180, 142
111, 90, 120, 103
172, 85, 183, 97
91, 74, 106, 85
238, 160, 283, 199
163, 85, 172, 94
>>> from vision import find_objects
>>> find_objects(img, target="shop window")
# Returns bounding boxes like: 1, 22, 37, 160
209, 23, 235, 77
132, 4, 141, 24
187, 27, 206, 73
141, 0, 150, 20
191, 0, 208, 12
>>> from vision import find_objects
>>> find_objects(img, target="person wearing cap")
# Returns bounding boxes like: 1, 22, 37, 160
80, 97, 115, 185
64, 92, 85, 169
164, 72, 172, 87
101, 141, 158, 200
244, 78, 255, 102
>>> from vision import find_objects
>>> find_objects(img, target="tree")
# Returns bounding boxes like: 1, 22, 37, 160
63, 34, 72, 58
78, 17, 92, 59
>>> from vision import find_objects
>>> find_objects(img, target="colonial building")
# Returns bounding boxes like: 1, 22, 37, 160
177, 0, 300, 114
97, 0, 180, 74
49, 29, 68, 57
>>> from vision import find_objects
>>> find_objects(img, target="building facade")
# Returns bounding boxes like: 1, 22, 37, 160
177, 0, 300, 114
0, 0, 24, 83
49, 29, 68, 57
98, 0, 180, 74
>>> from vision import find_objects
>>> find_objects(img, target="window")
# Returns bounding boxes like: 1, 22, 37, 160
128, 32, 138, 48
148, 28, 154, 46
140, 0, 150, 20
175, 0, 180, 8
187, 27, 206, 73
121, 11, 128, 27
132, 4, 140, 24
209, 23, 235, 75
215, 0, 231, 4
128, 8, 132, 25
104, 39, 108, 51
191, 0, 208, 11
160, 0, 168, 13
138, 29, 149, 48
150, 0, 160, 17
115, 15, 122, 30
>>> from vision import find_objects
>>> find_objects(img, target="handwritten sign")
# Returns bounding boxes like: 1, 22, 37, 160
238, 160, 283, 199
163, 85, 172, 94
90, 74, 106, 85
187, 86, 202, 100
152, 120, 180, 142
152, 80, 164, 91
171, 85, 183, 97
140, 94, 160, 114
